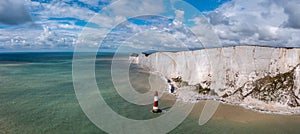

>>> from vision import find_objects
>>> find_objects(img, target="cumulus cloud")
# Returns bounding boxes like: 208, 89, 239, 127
190, 16, 221, 48
34, 1, 96, 21
2, 0, 300, 52
0, 0, 94, 51
0, 25, 77, 51
206, 0, 300, 47
0, 0, 32, 25
94, 15, 205, 53
0, 0, 216, 51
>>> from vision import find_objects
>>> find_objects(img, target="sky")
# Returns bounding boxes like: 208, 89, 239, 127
0, 0, 300, 52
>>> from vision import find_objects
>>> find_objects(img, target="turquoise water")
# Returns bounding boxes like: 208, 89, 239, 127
1, 53, 300, 134
0, 53, 102, 133
0, 53, 172, 133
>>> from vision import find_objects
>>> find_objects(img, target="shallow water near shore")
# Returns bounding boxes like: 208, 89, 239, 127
0, 52, 300, 133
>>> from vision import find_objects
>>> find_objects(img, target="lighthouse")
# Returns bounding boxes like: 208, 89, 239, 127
152, 91, 162, 113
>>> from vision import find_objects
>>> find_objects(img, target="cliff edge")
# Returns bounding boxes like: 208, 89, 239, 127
133, 46, 300, 114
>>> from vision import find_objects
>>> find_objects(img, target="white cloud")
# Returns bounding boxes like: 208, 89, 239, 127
207, 0, 300, 47
0, 25, 77, 51
0, 0, 97, 51
174, 9, 184, 21
2, 0, 300, 52
0, 0, 208, 51
190, 16, 221, 48
89, 0, 165, 28
36, 1, 96, 21
92, 15, 206, 53
0, 27, 41, 49
123, 31, 188, 52
111, 0, 164, 16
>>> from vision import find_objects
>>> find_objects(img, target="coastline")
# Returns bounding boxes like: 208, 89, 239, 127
172, 83, 300, 115
150, 72, 300, 115
140, 63, 300, 115
134, 46, 300, 116
187, 100, 300, 125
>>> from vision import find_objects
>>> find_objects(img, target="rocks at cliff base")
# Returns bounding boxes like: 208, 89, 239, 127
134, 46, 300, 114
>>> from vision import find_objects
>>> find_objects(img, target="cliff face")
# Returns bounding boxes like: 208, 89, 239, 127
136, 46, 300, 111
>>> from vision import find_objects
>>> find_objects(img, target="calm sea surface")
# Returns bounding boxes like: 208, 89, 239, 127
0, 52, 300, 134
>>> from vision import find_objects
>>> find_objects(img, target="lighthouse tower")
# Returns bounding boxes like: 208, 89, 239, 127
152, 91, 162, 113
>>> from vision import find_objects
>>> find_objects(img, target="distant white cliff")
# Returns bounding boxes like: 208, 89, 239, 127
133, 46, 300, 114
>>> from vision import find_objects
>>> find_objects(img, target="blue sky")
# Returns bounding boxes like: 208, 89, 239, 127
0, 0, 300, 52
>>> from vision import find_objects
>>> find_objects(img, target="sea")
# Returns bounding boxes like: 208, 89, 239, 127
0, 52, 300, 134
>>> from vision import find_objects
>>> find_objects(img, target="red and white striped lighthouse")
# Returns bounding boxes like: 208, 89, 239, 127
152, 91, 162, 113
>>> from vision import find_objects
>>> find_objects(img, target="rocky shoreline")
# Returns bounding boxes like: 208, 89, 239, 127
133, 46, 300, 115
166, 77, 300, 115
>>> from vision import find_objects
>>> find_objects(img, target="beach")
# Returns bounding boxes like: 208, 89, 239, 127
171, 83, 300, 115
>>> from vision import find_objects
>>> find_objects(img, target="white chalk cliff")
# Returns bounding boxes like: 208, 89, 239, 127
133, 46, 300, 114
